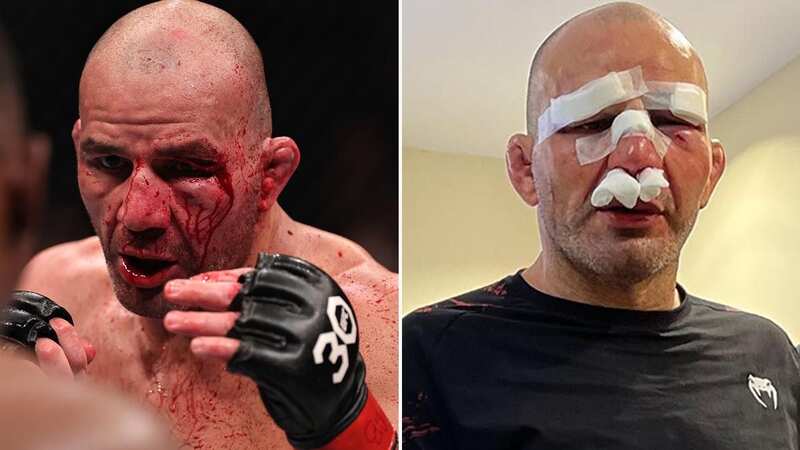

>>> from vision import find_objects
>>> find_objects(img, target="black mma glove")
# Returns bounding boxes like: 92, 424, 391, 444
0, 290, 73, 350
227, 253, 394, 449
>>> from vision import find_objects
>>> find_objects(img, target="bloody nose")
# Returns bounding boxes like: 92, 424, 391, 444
118, 165, 170, 236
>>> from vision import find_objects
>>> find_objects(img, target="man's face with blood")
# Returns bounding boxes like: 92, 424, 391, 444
74, 46, 264, 317
528, 16, 724, 282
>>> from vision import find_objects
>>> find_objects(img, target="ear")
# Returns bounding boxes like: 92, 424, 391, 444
699, 138, 726, 209
505, 133, 539, 207
258, 136, 300, 211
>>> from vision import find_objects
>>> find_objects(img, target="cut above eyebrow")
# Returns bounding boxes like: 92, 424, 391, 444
153, 139, 221, 161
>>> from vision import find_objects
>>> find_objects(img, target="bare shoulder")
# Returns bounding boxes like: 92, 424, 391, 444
278, 221, 397, 299
17, 236, 110, 313
333, 244, 399, 422
336, 259, 397, 304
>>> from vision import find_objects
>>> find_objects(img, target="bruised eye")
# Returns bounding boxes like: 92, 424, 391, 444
155, 159, 216, 180
173, 161, 198, 175
650, 112, 702, 131
560, 117, 614, 134
653, 118, 693, 128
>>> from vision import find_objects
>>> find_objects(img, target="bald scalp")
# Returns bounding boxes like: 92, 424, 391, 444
81, 0, 271, 138
525, 2, 705, 137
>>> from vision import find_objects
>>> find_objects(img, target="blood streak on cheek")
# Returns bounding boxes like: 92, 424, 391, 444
105, 159, 142, 242
174, 162, 235, 268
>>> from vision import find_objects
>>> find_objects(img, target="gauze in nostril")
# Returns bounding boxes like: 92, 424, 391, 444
638, 168, 669, 202
591, 168, 641, 209
591, 167, 669, 209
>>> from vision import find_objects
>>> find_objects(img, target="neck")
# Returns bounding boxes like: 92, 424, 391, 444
136, 314, 186, 348
246, 203, 296, 265
522, 247, 680, 311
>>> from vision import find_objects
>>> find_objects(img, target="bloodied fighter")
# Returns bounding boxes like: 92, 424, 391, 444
403, 3, 799, 449
11, 1, 397, 449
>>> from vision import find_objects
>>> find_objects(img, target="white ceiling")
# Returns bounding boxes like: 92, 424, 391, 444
403, 0, 800, 157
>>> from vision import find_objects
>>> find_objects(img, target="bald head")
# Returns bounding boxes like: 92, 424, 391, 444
526, 2, 707, 136
81, 0, 271, 138
74, 1, 306, 318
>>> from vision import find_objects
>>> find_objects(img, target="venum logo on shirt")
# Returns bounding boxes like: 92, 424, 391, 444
748, 374, 778, 410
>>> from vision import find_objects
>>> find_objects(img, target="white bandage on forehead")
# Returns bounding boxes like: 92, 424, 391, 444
537, 66, 647, 144
590, 167, 669, 209
643, 81, 708, 126
534, 66, 709, 166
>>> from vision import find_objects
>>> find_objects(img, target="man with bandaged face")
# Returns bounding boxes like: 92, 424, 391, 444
403, 3, 798, 449
2, 1, 397, 449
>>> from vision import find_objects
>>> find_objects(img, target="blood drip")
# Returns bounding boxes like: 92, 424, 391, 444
174, 162, 234, 269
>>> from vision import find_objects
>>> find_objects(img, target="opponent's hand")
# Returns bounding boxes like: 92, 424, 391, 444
0, 290, 96, 379
35, 318, 96, 379
164, 254, 394, 449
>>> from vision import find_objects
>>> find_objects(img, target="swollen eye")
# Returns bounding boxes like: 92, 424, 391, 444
561, 118, 614, 134
173, 161, 195, 173
650, 113, 700, 130
159, 160, 215, 179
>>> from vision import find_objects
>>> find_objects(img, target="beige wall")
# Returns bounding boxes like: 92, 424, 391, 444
402, 149, 540, 311
402, 56, 800, 342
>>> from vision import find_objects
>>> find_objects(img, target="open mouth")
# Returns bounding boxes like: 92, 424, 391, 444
121, 255, 174, 277
117, 254, 179, 289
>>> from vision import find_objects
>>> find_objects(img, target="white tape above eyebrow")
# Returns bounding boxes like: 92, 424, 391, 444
643, 81, 708, 126
536, 66, 647, 144
536, 68, 709, 145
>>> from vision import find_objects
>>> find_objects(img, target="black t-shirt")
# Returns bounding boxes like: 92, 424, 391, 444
403, 273, 800, 449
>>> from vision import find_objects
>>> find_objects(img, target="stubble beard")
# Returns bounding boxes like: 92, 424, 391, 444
537, 185, 697, 286
106, 271, 179, 319
97, 203, 262, 319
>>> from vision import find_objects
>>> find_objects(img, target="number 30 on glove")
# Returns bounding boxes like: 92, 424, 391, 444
226, 253, 396, 450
